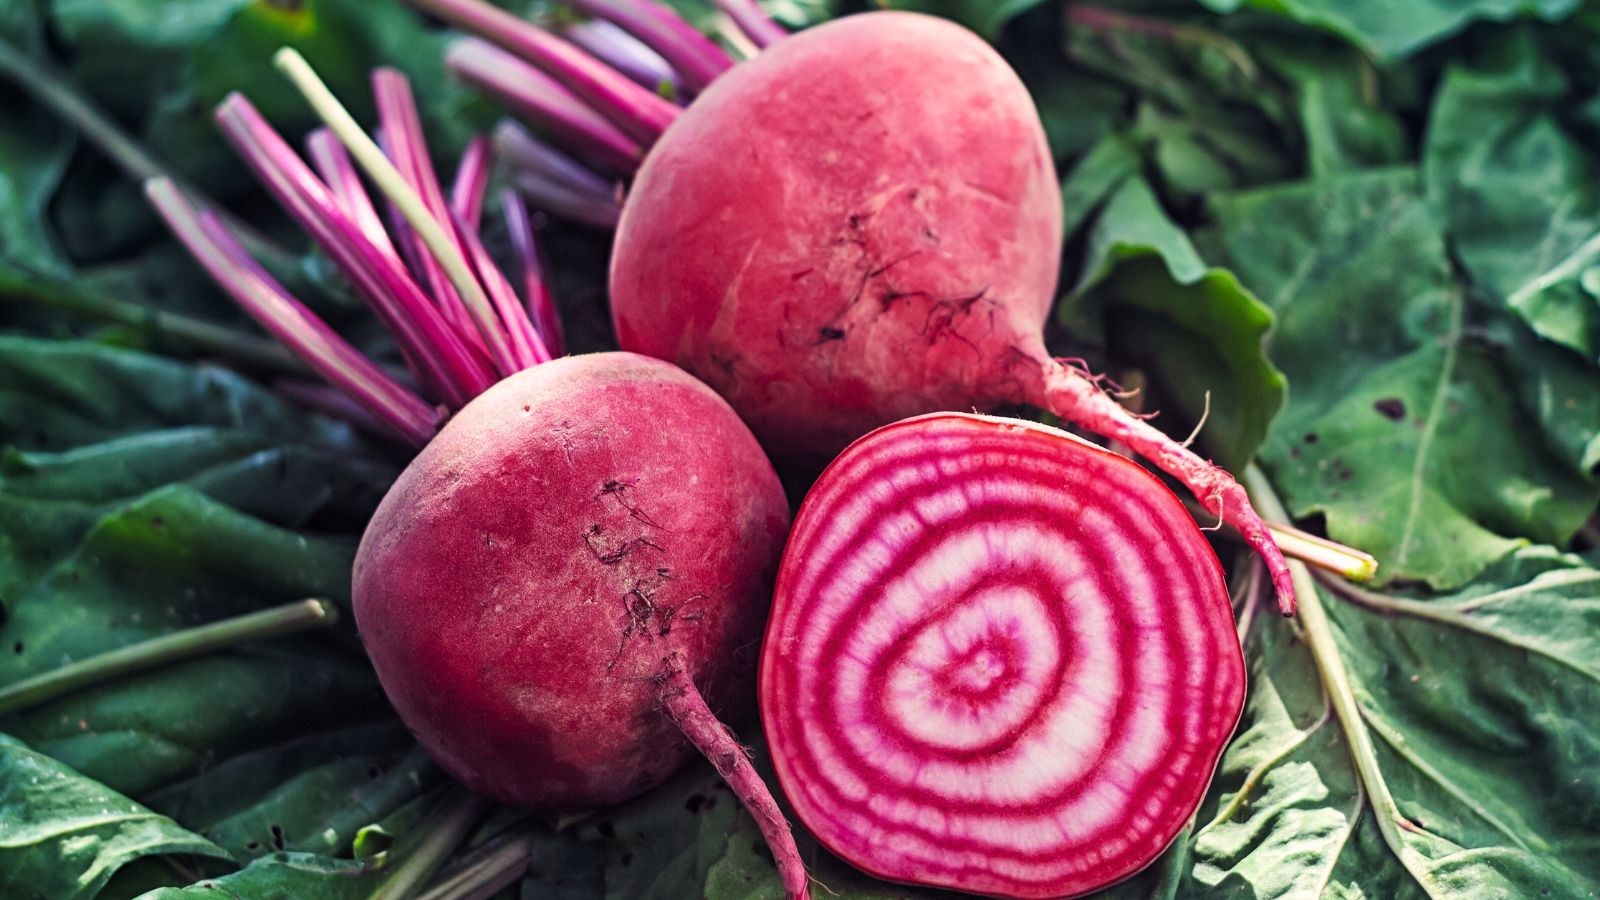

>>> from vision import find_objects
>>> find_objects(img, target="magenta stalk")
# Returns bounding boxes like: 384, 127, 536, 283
569, 0, 735, 91
502, 190, 567, 358
409, 0, 679, 144
446, 38, 644, 173
562, 19, 683, 96
145, 178, 439, 445
215, 94, 496, 407
448, 135, 494, 229
715, 0, 788, 49
659, 658, 810, 899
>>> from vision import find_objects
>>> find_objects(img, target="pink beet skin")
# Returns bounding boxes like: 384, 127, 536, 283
353, 352, 789, 808
611, 11, 1062, 475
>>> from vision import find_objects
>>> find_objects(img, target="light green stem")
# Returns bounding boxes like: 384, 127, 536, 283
272, 48, 513, 367
0, 37, 293, 269
0, 264, 305, 372
0, 599, 336, 716
415, 828, 539, 900
1243, 466, 1445, 900
1184, 496, 1378, 581
370, 788, 491, 900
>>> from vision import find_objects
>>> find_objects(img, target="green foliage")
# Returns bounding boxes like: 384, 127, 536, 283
1191, 548, 1600, 897
2, 0, 1600, 897
1207, 169, 1599, 587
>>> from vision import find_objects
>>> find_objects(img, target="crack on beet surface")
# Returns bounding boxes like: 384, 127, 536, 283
584, 524, 663, 565
596, 479, 663, 528
606, 572, 707, 672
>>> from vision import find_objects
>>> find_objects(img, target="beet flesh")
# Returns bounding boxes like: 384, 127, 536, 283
353, 351, 789, 809
610, 11, 1062, 476
760, 412, 1246, 899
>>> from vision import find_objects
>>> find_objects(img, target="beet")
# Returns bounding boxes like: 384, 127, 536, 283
354, 353, 789, 808
762, 412, 1246, 898
147, 57, 814, 898
418, 2, 1297, 612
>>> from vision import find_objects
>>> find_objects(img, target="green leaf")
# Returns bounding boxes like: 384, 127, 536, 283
1208, 168, 1599, 587
1064, 172, 1285, 472
1423, 28, 1600, 359
1200, 0, 1581, 60
1255, 42, 1409, 177
1190, 546, 1600, 897
134, 851, 383, 900
1063, 7, 1296, 197
0, 339, 433, 893
0, 732, 229, 900
0, 90, 73, 273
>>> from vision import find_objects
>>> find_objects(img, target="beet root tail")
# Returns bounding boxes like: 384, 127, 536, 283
658, 656, 811, 899
1036, 360, 1297, 614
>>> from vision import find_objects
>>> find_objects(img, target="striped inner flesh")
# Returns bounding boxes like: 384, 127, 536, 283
760, 413, 1245, 899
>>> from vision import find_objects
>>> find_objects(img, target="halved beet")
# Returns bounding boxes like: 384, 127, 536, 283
760, 412, 1245, 899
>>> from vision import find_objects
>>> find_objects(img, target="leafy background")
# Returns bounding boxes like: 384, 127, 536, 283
1, 0, 1598, 897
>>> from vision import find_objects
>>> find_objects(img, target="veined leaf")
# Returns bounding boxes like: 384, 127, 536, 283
1208, 168, 1599, 587
1192, 539, 1600, 897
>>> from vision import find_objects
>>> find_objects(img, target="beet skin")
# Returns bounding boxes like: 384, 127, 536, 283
352, 352, 789, 808
610, 11, 1062, 475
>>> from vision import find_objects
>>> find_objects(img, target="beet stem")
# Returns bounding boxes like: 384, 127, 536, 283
145, 179, 440, 444
274, 48, 520, 378
1243, 472, 1442, 893
214, 95, 495, 407
713, 0, 787, 49
658, 657, 810, 900
502, 190, 568, 357
570, 0, 734, 92
0, 264, 305, 374
370, 788, 492, 900
0, 599, 336, 716
1037, 360, 1297, 613
562, 19, 683, 96
410, 0, 680, 145
447, 38, 645, 174
371, 67, 517, 376
449, 135, 494, 230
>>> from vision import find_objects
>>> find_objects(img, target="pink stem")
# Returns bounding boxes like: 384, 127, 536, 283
452, 207, 549, 368
714, 0, 787, 49
410, 0, 680, 145
1034, 360, 1297, 614
145, 179, 438, 445
274, 377, 412, 443
374, 68, 519, 376
509, 172, 622, 229
503, 190, 566, 357
215, 94, 496, 407
447, 38, 644, 174
657, 658, 809, 900
449, 135, 493, 230
562, 20, 682, 97
570, 0, 733, 92
492, 120, 620, 200
306, 128, 405, 266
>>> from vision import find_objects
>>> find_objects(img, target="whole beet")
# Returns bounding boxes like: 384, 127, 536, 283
610, 12, 1061, 476
353, 352, 789, 808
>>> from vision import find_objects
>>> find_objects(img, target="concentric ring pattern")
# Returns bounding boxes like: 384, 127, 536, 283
760, 413, 1245, 899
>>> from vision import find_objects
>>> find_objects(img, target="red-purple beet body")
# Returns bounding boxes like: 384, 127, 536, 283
611, 11, 1062, 476
354, 352, 789, 808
